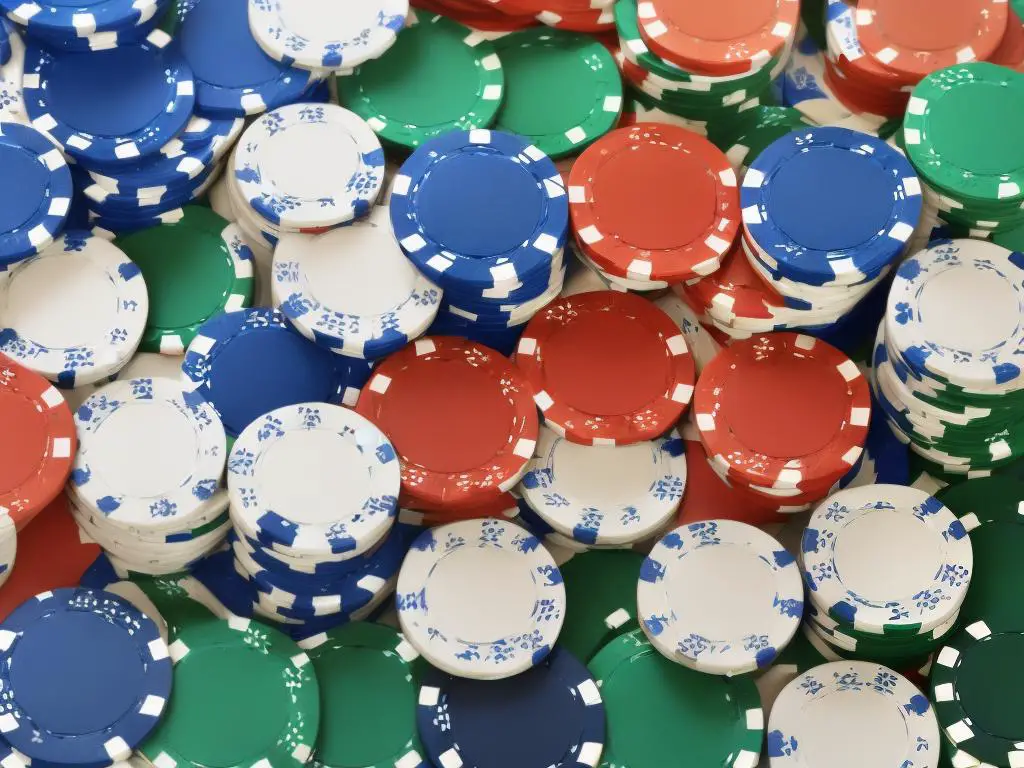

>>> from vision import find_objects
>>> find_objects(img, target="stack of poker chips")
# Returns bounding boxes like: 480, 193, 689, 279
872, 238, 1024, 475
799, 484, 972, 668
613, 0, 795, 136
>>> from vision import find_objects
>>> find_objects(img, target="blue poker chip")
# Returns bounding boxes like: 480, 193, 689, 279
23, 31, 195, 168
741, 126, 922, 286
0, 0, 164, 36
417, 645, 606, 768
88, 206, 191, 237
426, 311, 525, 357
181, 308, 374, 438
390, 129, 569, 293
0, 587, 173, 766
235, 530, 376, 578
0, 19, 11, 66
20, 9, 163, 52
190, 546, 259, 617
170, 0, 315, 118
0, 122, 73, 266
302, 77, 331, 104
82, 162, 219, 213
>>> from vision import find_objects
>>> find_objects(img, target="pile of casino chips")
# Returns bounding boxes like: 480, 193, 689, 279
686, 126, 922, 339
799, 483, 973, 668
389, 129, 569, 355
872, 238, 1024, 474
612, 0, 797, 133
692, 332, 872, 513
338, 17, 622, 159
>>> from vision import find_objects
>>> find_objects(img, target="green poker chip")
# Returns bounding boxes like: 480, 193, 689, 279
336, 13, 505, 151
138, 617, 321, 768
115, 205, 254, 355
588, 630, 763, 768
298, 623, 426, 768
492, 28, 622, 160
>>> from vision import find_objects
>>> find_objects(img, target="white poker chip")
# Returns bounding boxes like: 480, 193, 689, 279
227, 402, 401, 560
272, 207, 442, 360
70, 376, 227, 534
396, 517, 566, 680
638, 520, 804, 676
232, 103, 385, 231
247, 0, 408, 72
0, 232, 148, 388
801, 483, 973, 635
518, 426, 686, 547
767, 661, 941, 768
0, 513, 16, 589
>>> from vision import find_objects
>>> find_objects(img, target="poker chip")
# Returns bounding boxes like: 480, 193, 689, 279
0, 231, 149, 388
298, 622, 428, 768
247, 0, 407, 71
181, 308, 374, 439
356, 336, 538, 510
272, 207, 442, 360
491, 27, 621, 159
0, 587, 172, 767
22, 31, 195, 166
515, 292, 695, 446
335, 11, 505, 151
0, 514, 16, 588
569, 124, 739, 283
417, 645, 605, 768
638, 520, 803, 675
767, 660, 940, 768
115, 206, 254, 354
390, 129, 568, 295
590, 630, 764, 768
0, 26, 26, 126
137, 615, 321, 768
519, 426, 687, 547
0, 0, 163, 37
396, 517, 565, 679
707, 105, 812, 173
0, 121, 72, 267
0, 353, 75, 527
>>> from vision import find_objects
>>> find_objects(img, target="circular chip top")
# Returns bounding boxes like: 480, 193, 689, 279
173, 0, 315, 118
227, 403, 400, 559
903, 63, 1024, 206
0, 587, 172, 766
0, 122, 72, 268
417, 645, 605, 768
335, 11, 505, 151
930, 617, 1024, 768
693, 332, 871, 489
741, 126, 922, 286
516, 292, 695, 446
116, 206, 255, 355
355, 336, 538, 508
181, 308, 373, 439
638, 520, 803, 675
590, 630, 764, 768
233, 104, 384, 230
389, 129, 568, 292
0, 354, 75, 527
0, 231, 149, 389
22, 32, 195, 166
519, 426, 687, 547
273, 207, 442, 361
569, 124, 739, 283
247, 0, 407, 70
71, 376, 227, 533
396, 518, 565, 679
297, 622, 427, 768
886, 239, 1024, 393
767, 660, 940, 768
802, 484, 973, 635
138, 615, 320, 768
636, 0, 800, 75
492, 27, 621, 160
0, 0, 158, 35
855, 0, 1008, 84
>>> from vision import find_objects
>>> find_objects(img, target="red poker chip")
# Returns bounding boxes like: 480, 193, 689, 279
682, 237, 786, 325
568, 124, 739, 283
855, 0, 1009, 85
989, 7, 1024, 69
535, 5, 614, 31
0, 354, 76, 530
693, 332, 871, 490
823, 57, 908, 119
635, 0, 800, 76
355, 336, 539, 508
515, 291, 695, 445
